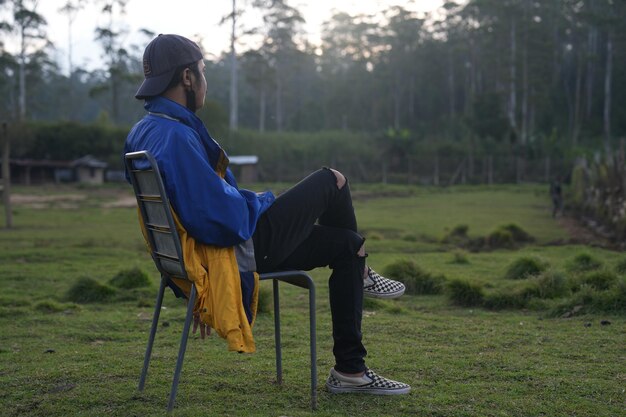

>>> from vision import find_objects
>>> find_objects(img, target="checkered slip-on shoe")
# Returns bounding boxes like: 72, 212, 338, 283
326, 368, 411, 395
363, 268, 406, 299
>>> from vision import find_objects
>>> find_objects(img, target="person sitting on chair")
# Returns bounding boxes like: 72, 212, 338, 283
125, 34, 410, 395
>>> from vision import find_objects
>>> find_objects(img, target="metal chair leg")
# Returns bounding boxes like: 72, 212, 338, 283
261, 271, 317, 409
308, 281, 317, 410
167, 283, 197, 413
272, 279, 283, 384
138, 275, 167, 391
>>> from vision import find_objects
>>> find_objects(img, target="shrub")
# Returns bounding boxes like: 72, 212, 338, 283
109, 267, 151, 289
486, 228, 514, 249
500, 224, 534, 243
114, 287, 155, 302
0, 297, 31, 308
504, 257, 548, 280
594, 278, 626, 313
66, 277, 116, 303
534, 270, 569, 299
443, 224, 469, 242
442, 224, 469, 243
466, 237, 487, 252
450, 224, 469, 237
256, 286, 272, 314
551, 279, 626, 316
486, 224, 534, 249
577, 270, 618, 291
365, 231, 384, 241
402, 233, 418, 242
615, 258, 626, 275
383, 304, 407, 315
449, 250, 470, 264
484, 279, 545, 310
446, 279, 484, 307
363, 297, 384, 310
384, 259, 446, 295
483, 289, 529, 310
34, 300, 79, 313
567, 252, 602, 273
551, 289, 593, 317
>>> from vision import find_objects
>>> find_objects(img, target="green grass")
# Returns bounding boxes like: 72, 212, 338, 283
0, 183, 624, 416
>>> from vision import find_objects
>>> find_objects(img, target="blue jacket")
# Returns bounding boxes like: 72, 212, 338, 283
124, 96, 275, 247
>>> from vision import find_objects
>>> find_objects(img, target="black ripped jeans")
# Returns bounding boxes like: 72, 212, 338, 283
252, 168, 367, 373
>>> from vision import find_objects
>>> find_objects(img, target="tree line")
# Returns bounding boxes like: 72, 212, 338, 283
1, 0, 625, 154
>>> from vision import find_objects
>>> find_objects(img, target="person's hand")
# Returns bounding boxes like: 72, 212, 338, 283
193, 314, 212, 339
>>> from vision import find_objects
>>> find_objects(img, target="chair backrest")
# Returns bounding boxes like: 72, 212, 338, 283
125, 151, 189, 281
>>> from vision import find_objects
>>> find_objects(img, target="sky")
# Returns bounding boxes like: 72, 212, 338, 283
19, 0, 446, 74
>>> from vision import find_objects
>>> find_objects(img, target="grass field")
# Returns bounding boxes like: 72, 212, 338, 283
0, 183, 624, 417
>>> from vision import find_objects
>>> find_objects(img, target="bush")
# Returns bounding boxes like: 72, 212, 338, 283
66, 277, 116, 303
256, 286, 272, 314
446, 279, 484, 307
486, 224, 534, 249
363, 297, 384, 310
504, 257, 548, 280
551, 287, 594, 317
364, 231, 384, 241
21, 122, 130, 167
483, 288, 530, 310
466, 237, 487, 252
450, 224, 469, 237
441, 224, 470, 247
0, 297, 31, 308
577, 270, 618, 291
615, 258, 626, 275
33, 300, 80, 313
384, 259, 446, 295
402, 233, 418, 242
109, 267, 151, 289
485, 271, 569, 310
442, 224, 469, 244
567, 252, 603, 273
449, 250, 470, 264
500, 224, 534, 243
534, 270, 569, 299
486, 228, 514, 249
595, 278, 626, 313
551, 279, 626, 316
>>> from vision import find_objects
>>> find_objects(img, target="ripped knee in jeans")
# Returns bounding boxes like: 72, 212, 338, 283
328, 168, 346, 189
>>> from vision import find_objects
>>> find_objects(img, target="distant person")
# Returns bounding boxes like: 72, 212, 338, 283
550, 178, 563, 217
124, 34, 410, 395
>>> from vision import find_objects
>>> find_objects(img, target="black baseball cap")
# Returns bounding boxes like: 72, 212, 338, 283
135, 34, 203, 100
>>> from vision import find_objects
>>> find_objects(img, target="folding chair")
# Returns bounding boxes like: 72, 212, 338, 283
124, 151, 317, 412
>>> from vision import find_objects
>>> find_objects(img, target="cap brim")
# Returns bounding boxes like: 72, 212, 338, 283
135, 68, 176, 100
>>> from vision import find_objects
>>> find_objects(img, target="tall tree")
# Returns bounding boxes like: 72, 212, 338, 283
254, 0, 305, 131
11, 0, 47, 122
58, 0, 84, 77
603, 28, 612, 149
220, 0, 240, 130
241, 48, 273, 132
229, 0, 238, 130
383, 6, 424, 129
320, 11, 382, 130
94, 0, 129, 124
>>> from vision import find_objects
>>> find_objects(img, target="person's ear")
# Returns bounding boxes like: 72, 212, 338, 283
182, 68, 193, 89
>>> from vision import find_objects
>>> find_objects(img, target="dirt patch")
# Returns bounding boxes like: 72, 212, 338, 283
101, 196, 137, 208
9, 190, 137, 209
11, 194, 86, 206
556, 215, 614, 248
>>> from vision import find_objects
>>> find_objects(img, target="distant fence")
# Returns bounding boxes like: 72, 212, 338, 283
256, 154, 572, 185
